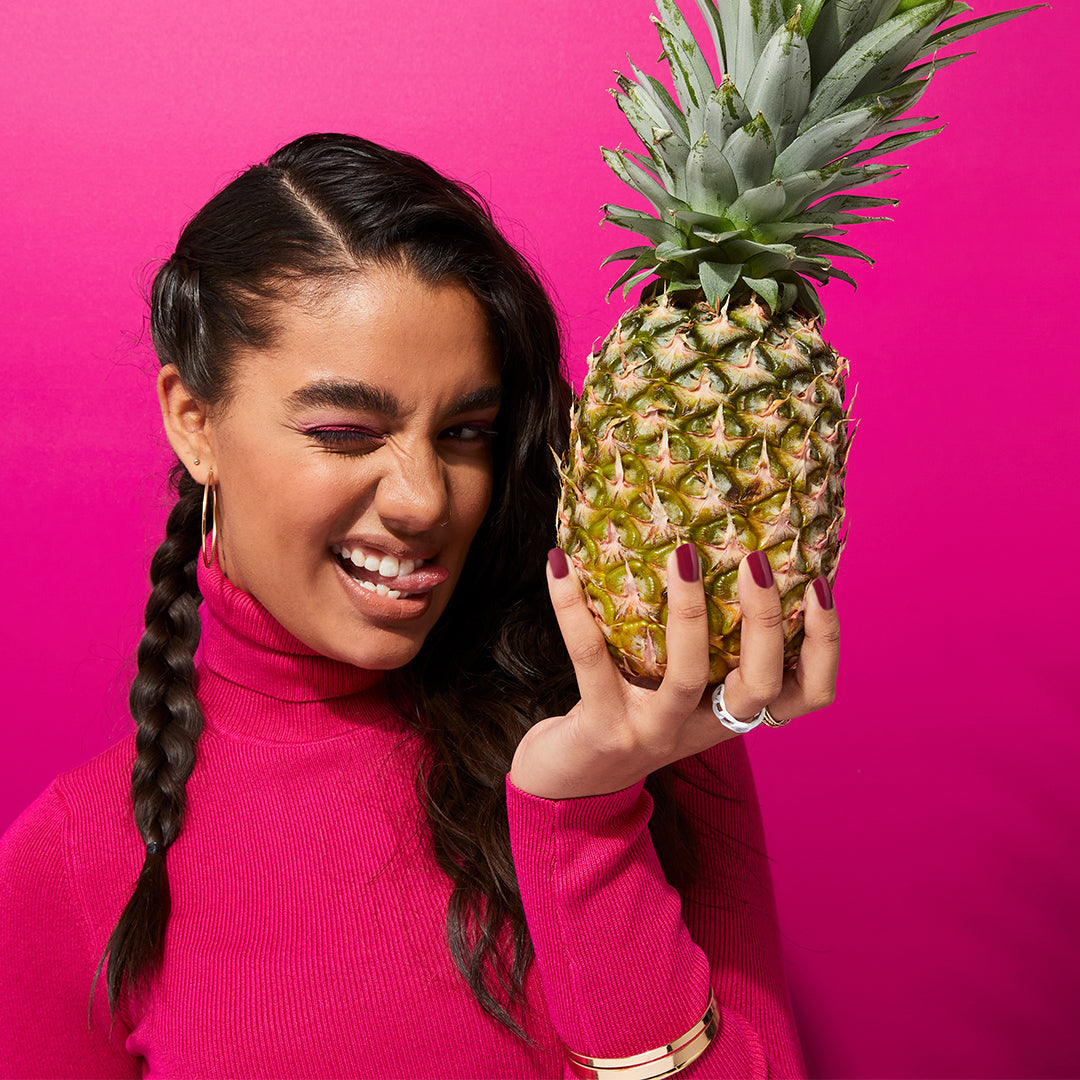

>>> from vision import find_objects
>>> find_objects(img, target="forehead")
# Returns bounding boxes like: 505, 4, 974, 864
228, 267, 499, 409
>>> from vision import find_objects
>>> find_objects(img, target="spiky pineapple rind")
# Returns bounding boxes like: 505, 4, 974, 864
558, 292, 851, 682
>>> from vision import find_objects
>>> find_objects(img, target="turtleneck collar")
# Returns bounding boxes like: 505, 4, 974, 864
194, 557, 390, 742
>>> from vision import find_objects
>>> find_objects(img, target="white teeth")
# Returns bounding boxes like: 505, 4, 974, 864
360, 580, 377, 592
375, 583, 389, 596
387, 589, 402, 599
336, 543, 424, 580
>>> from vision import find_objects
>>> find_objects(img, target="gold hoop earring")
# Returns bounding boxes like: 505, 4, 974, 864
201, 468, 217, 568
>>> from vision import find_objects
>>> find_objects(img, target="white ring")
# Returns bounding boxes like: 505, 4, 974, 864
711, 684, 767, 734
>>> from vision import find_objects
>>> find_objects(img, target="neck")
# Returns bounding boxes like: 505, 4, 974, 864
194, 557, 391, 742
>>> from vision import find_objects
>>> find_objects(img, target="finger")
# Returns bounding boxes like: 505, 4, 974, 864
722, 550, 785, 718
546, 547, 625, 713
653, 543, 710, 718
770, 575, 840, 720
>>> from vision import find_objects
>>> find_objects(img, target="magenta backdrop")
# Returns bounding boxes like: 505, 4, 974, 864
2, 2, 1076, 1076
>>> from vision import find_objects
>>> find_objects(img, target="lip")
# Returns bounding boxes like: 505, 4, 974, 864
334, 537, 440, 563
332, 556, 449, 623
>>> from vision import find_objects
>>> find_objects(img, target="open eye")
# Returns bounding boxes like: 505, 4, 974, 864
440, 423, 497, 444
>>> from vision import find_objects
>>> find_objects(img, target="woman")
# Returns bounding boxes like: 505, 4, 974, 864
0, 133, 838, 1078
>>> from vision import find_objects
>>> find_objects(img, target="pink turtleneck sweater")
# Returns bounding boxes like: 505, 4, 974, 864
0, 561, 805, 1078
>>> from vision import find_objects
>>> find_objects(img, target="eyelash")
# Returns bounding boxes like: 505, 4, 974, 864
304, 424, 497, 450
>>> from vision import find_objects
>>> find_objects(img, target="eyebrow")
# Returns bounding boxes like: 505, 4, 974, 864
284, 379, 502, 419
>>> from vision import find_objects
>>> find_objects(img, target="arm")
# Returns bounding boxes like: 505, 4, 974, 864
509, 545, 836, 1076
0, 786, 141, 1079
507, 743, 803, 1079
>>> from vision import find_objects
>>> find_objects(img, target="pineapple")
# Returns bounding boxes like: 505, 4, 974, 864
559, 0, 1040, 682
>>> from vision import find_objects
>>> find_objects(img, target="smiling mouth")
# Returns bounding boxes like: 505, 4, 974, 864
332, 543, 445, 599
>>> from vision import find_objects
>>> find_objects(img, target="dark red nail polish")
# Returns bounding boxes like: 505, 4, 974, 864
748, 550, 773, 589
676, 543, 699, 583
812, 576, 834, 610
548, 548, 570, 579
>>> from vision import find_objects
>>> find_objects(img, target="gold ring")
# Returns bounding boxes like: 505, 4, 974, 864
761, 707, 793, 728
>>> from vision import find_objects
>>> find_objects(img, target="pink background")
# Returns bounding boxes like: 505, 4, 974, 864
2, 2, 1077, 1076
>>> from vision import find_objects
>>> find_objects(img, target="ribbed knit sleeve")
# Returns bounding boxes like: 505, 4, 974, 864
0, 786, 140, 1079
506, 737, 806, 1080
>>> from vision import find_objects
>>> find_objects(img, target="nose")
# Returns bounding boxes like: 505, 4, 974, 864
374, 439, 451, 534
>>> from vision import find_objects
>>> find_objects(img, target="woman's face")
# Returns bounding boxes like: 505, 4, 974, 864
185, 265, 500, 670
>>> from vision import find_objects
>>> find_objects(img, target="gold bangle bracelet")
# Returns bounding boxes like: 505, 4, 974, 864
564, 991, 719, 1080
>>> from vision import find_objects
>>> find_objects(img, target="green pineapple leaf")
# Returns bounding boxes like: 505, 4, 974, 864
652, 0, 716, 132
821, 265, 859, 288
815, 162, 906, 201
728, 178, 787, 226
808, 193, 898, 213
925, 4, 1046, 49
840, 124, 945, 168
728, 0, 789, 92
756, 219, 847, 241
614, 85, 681, 184
791, 274, 825, 318
899, 49, 974, 83
704, 78, 753, 149
688, 0, 729, 72
603, 205, 682, 244
652, 129, 694, 194
699, 260, 742, 307
803, 0, 951, 128
743, 12, 812, 153
601, 245, 661, 268
686, 131, 740, 213
627, 59, 692, 139
722, 113, 777, 189
726, 236, 798, 261
611, 253, 661, 296
743, 274, 781, 311
797, 236, 875, 263
670, 208, 745, 236
793, 0, 830, 37
807, 0, 910, 85
776, 169, 837, 214
603, 148, 688, 216
775, 103, 890, 177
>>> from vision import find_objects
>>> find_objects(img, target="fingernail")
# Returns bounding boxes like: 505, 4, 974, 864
748, 550, 773, 589
676, 542, 699, 583
812, 576, 833, 610
548, 548, 570, 579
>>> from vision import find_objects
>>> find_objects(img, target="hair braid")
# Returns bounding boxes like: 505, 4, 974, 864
100, 471, 205, 1011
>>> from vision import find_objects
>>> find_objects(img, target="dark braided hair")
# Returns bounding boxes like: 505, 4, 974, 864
100, 133, 697, 1035
99, 471, 204, 1001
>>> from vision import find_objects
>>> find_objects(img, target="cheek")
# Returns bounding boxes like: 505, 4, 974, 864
457, 458, 496, 528
216, 446, 327, 553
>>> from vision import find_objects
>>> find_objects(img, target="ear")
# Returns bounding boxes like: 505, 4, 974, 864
158, 365, 214, 485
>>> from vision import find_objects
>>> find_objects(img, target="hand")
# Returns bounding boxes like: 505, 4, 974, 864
508, 544, 840, 800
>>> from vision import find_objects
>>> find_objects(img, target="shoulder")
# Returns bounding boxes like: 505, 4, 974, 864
0, 735, 141, 945
3, 735, 136, 846
0, 739, 145, 1075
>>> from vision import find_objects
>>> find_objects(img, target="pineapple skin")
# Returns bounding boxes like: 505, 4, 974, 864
558, 291, 850, 682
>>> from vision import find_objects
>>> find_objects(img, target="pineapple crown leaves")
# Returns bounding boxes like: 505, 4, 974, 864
602, 0, 1045, 318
